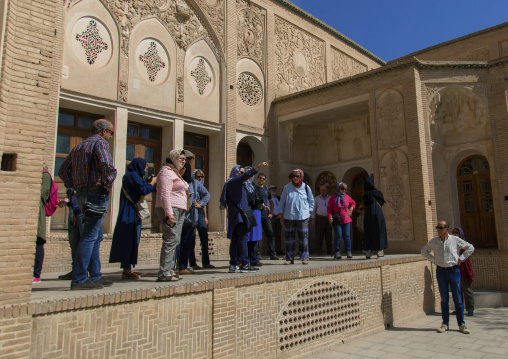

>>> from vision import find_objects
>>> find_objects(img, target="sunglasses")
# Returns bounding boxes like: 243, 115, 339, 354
238, 171, 245, 175
452, 230, 459, 234
258, 178, 266, 181
292, 175, 300, 178
435, 226, 447, 230
196, 176, 204, 179
339, 187, 347, 191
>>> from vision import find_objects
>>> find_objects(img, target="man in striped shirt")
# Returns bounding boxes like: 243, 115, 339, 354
59, 119, 117, 290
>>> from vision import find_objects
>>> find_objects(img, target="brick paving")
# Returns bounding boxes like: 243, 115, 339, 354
314, 307, 508, 359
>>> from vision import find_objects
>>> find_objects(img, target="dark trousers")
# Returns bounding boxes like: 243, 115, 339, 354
179, 226, 197, 270
68, 209, 83, 269
230, 223, 249, 267
260, 215, 276, 257
461, 277, 475, 312
247, 241, 259, 264
33, 239, 45, 278
190, 209, 210, 266
271, 217, 283, 254
315, 216, 333, 254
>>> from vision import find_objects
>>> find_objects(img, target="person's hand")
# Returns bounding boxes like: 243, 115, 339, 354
348, 208, 353, 218
166, 214, 176, 226
205, 217, 208, 225
458, 259, 463, 266
255, 160, 271, 170
57, 199, 68, 208
194, 200, 202, 209
311, 218, 315, 227
279, 214, 285, 227
150, 176, 157, 186
268, 213, 273, 219
328, 217, 333, 224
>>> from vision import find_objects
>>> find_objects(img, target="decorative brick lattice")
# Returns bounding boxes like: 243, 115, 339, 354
237, 72, 262, 106
278, 280, 360, 352
191, 58, 212, 95
138, 42, 166, 82
75, 20, 108, 65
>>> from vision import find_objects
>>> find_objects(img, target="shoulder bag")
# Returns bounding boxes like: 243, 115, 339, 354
227, 193, 257, 231
122, 187, 150, 220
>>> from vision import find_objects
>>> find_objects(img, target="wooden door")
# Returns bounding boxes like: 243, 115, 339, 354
184, 132, 209, 189
351, 172, 369, 251
456, 156, 497, 248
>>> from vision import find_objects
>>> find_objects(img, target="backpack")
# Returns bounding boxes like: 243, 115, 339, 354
42, 171, 59, 217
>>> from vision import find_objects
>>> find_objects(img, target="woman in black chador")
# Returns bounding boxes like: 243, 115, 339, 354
363, 179, 388, 259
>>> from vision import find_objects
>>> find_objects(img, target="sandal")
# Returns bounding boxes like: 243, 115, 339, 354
156, 275, 180, 282
122, 271, 140, 280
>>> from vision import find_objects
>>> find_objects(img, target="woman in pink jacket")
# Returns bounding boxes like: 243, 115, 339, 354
327, 182, 355, 259
155, 149, 189, 282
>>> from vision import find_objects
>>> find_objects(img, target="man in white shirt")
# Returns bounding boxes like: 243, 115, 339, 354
421, 220, 474, 334
311, 185, 333, 256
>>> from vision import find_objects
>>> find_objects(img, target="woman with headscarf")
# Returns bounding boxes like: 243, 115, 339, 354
109, 158, 157, 279
155, 150, 189, 281
244, 167, 265, 266
219, 161, 270, 273
452, 227, 475, 316
278, 169, 314, 265
363, 179, 388, 259
327, 182, 356, 259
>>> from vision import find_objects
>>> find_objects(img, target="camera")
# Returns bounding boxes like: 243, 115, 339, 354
66, 188, 76, 197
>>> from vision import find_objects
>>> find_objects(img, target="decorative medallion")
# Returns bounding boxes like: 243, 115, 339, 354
139, 42, 166, 82
191, 58, 212, 95
237, 72, 262, 106
75, 19, 109, 65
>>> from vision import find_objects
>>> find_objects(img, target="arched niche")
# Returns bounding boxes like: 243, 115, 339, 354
236, 134, 270, 181
63, 0, 119, 100
236, 58, 265, 128
128, 18, 177, 112
184, 40, 220, 122
315, 171, 337, 194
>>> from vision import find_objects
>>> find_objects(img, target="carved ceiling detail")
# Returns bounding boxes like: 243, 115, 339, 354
274, 17, 325, 96
236, 0, 266, 70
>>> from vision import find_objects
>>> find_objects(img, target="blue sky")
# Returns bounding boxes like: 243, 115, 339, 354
289, 0, 508, 62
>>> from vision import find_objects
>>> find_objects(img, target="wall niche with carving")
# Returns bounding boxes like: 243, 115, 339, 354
429, 86, 489, 147
128, 18, 177, 112
63, 0, 119, 100
236, 0, 266, 71
376, 88, 406, 149
236, 58, 265, 129
184, 40, 220, 123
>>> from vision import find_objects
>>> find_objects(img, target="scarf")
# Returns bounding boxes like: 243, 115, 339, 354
455, 227, 474, 284
127, 157, 147, 178
182, 161, 192, 183
220, 165, 241, 210
191, 169, 205, 182
335, 182, 345, 206
243, 166, 255, 193
364, 179, 386, 206
291, 168, 304, 188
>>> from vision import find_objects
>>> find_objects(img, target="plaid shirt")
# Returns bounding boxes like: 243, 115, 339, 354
58, 134, 117, 189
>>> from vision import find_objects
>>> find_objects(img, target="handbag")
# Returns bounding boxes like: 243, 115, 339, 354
331, 213, 341, 226
83, 141, 107, 219
122, 187, 150, 220
239, 205, 257, 230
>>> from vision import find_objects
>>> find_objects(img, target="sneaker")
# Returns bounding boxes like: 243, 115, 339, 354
32, 277, 41, 284
252, 261, 263, 267
270, 255, 280, 260
284, 260, 294, 265
93, 277, 114, 287
377, 250, 384, 258
240, 264, 259, 273
191, 265, 202, 270
347, 252, 353, 259
436, 324, 448, 333
302, 260, 309, 264
71, 279, 103, 290
466, 310, 474, 317
229, 265, 240, 273
334, 252, 342, 259
178, 268, 195, 275
459, 324, 470, 334
58, 271, 73, 280
366, 250, 372, 259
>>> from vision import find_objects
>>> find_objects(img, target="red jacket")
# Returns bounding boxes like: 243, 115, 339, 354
327, 194, 355, 225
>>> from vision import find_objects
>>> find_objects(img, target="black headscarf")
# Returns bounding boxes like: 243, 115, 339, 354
363, 179, 386, 206
127, 158, 147, 178
182, 161, 193, 183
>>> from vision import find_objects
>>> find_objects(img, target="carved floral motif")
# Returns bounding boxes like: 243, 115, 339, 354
75, 20, 109, 65
237, 0, 266, 69
191, 58, 211, 95
237, 72, 262, 106
194, 0, 225, 49
376, 89, 405, 148
119, 81, 128, 102
274, 17, 325, 96
138, 41, 166, 82
331, 47, 366, 81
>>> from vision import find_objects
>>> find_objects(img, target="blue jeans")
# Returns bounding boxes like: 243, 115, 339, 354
73, 188, 109, 284
333, 222, 351, 254
436, 266, 465, 326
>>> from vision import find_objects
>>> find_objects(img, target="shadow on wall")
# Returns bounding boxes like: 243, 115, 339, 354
423, 266, 435, 314
382, 291, 393, 329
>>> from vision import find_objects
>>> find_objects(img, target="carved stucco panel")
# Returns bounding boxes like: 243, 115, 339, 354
376, 89, 406, 149
429, 86, 489, 146
379, 149, 413, 241
236, 0, 266, 70
194, 0, 225, 50
274, 17, 325, 96
331, 47, 367, 81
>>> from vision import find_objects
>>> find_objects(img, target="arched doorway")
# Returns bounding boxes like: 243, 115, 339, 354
315, 171, 337, 196
236, 141, 253, 167
351, 171, 369, 251
456, 155, 497, 248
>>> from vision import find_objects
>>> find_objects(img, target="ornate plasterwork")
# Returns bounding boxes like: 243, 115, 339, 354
445, 46, 490, 61
191, 58, 212, 95
274, 17, 325, 96
237, 0, 266, 70
75, 19, 109, 65
331, 47, 367, 81
138, 41, 166, 82
376, 89, 405, 148
237, 72, 262, 106
194, 0, 225, 49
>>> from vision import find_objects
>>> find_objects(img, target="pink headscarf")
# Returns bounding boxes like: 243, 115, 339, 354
291, 169, 304, 188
